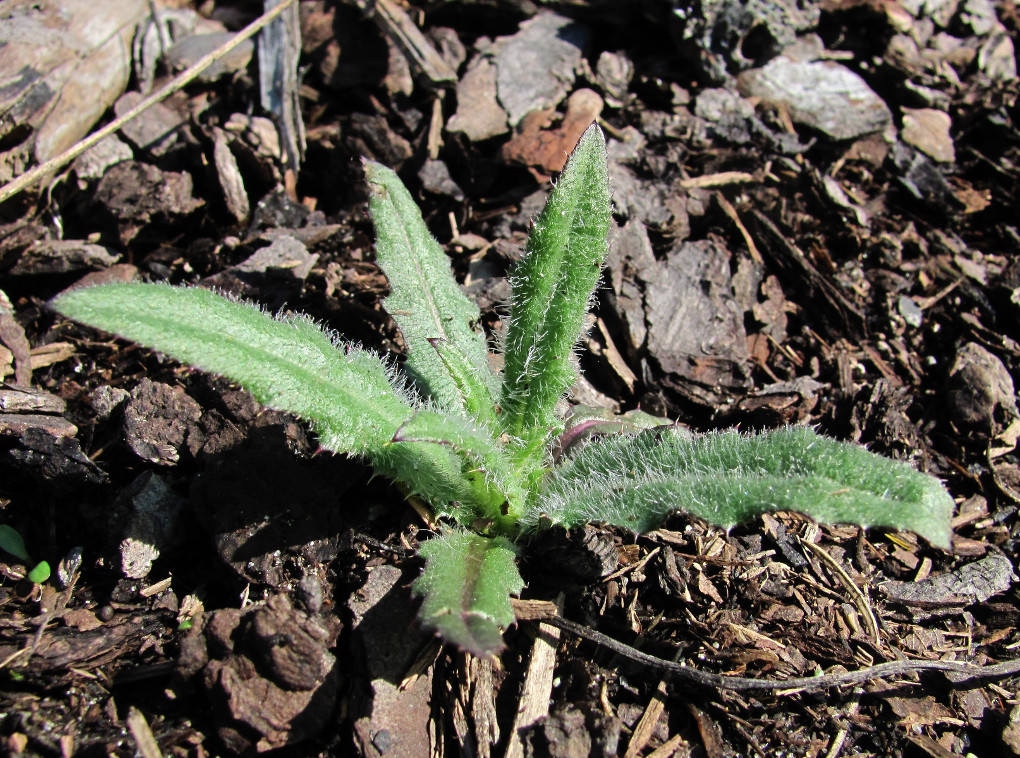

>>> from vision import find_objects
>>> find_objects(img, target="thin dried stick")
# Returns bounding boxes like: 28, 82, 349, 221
512, 601, 1020, 693
679, 171, 755, 189
716, 192, 763, 264
0, 0, 297, 205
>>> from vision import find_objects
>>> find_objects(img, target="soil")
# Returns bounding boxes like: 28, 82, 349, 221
2, 1, 1020, 757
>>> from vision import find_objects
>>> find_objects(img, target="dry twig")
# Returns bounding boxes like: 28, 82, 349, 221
512, 600, 1020, 693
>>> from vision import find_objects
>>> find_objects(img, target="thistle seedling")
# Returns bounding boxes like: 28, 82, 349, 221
53, 124, 954, 656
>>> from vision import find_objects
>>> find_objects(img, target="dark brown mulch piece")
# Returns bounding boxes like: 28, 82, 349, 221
0, 0, 146, 184
750, 209, 868, 340
0, 305, 32, 387
947, 341, 1019, 435
644, 238, 754, 409
4, 426, 106, 488
93, 161, 204, 246
6, 239, 121, 278
882, 553, 1017, 618
0, 413, 77, 439
520, 703, 621, 758
190, 421, 358, 588
526, 525, 619, 587
122, 379, 203, 466
176, 593, 342, 753
0, 609, 171, 674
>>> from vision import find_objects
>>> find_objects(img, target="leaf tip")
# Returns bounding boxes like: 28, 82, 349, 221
361, 158, 392, 192
578, 120, 605, 146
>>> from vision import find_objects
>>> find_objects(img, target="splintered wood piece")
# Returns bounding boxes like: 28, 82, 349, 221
645, 734, 686, 758
595, 317, 638, 393
0, 308, 32, 386
212, 128, 250, 224
359, 0, 456, 85
504, 595, 563, 758
451, 654, 500, 758
510, 598, 559, 621
258, 0, 305, 171
0, 386, 66, 415
126, 707, 162, 758
0, 0, 147, 184
0, 0, 299, 204
623, 672, 670, 758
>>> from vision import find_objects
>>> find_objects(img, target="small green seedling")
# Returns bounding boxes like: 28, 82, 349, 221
53, 124, 953, 655
0, 524, 51, 584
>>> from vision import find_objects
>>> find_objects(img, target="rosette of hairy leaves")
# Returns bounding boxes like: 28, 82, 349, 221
499, 124, 611, 472
527, 426, 954, 549
51, 125, 958, 660
366, 160, 498, 414
413, 530, 523, 657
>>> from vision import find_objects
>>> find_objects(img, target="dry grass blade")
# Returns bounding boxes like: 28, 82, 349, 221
799, 537, 880, 645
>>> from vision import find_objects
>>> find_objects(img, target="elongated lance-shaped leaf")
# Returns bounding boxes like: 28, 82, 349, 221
526, 426, 954, 549
413, 530, 524, 656
365, 160, 498, 412
394, 409, 526, 530
428, 338, 499, 429
53, 283, 411, 451
51, 284, 485, 514
499, 123, 611, 450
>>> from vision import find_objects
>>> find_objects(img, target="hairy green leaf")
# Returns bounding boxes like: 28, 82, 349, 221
428, 338, 499, 429
51, 284, 485, 515
413, 531, 524, 656
499, 123, 612, 451
393, 409, 525, 528
529, 426, 954, 549
365, 160, 497, 411
53, 283, 412, 453
55, 285, 493, 516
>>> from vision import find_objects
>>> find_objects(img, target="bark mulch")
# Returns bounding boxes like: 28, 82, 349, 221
2, 1, 1020, 756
